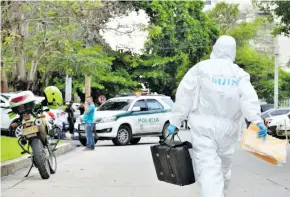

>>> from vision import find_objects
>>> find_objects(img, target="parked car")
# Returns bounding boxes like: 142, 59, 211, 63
74, 95, 174, 146
266, 112, 290, 138
244, 104, 275, 128
262, 108, 290, 121
275, 113, 290, 139
0, 93, 18, 136
260, 104, 274, 113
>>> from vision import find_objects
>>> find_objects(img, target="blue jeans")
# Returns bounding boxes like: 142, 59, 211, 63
85, 123, 95, 148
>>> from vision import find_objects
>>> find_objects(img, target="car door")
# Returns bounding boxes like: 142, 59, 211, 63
287, 113, 290, 131
0, 97, 11, 130
72, 103, 80, 119
131, 99, 149, 134
146, 99, 165, 133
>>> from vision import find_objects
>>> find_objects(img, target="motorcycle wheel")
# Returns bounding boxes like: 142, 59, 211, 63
30, 138, 50, 179
47, 145, 57, 174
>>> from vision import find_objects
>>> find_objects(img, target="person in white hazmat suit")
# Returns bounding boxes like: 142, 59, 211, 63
168, 35, 267, 197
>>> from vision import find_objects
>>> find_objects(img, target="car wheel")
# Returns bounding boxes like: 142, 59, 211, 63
14, 125, 23, 138
112, 125, 132, 146
9, 119, 21, 137
160, 122, 170, 140
9, 125, 16, 137
79, 138, 98, 146
130, 137, 141, 145
269, 126, 277, 137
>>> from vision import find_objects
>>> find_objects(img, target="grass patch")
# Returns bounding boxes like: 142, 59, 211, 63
1, 136, 65, 162
0, 136, 27, 162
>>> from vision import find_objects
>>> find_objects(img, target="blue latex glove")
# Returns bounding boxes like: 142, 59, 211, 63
168, 125, 177, 135
257, 122, 267, 140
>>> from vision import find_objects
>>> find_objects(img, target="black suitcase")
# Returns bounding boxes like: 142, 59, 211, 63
150, 136, 196, 186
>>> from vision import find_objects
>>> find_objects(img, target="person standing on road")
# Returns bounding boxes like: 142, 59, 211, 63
65, 101, 75, 134
168, 35, 267, 197
83, 96, 96, 151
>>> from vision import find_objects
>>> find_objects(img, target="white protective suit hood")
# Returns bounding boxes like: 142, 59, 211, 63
210, 35, 236, 62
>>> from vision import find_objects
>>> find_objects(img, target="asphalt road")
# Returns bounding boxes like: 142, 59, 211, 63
1, 130, 290, 197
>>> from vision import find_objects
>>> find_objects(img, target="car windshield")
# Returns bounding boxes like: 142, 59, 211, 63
98, 99, 132, 111
1, 94, 13, 100
261, 109, 275, 119
260, 104, 274, 113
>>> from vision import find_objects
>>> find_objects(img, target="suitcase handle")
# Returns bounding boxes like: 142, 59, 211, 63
160, 133, 181, 146
163, 133, 181, 142
160, 134, 193, 149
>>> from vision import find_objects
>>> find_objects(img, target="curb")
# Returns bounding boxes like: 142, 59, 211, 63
1, 143, 74, 177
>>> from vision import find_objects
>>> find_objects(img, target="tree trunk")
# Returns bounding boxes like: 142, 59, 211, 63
15, 2, 26, 81
1, 68, 9, 93
27, 44, 42, 90
11, 16, 18, 81
44, 75, 49, 87
27, 58, 39, 90
10, 1, 27, 90
85, 75, 91, 97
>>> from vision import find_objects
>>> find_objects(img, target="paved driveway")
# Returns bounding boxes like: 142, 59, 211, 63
1, 130, 290, 197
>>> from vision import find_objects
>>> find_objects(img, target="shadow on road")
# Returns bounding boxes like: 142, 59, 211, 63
95, 142, 157, 147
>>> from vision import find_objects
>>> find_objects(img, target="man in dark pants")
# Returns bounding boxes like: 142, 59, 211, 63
83, 96, 96, 151
65, 101, 75, 134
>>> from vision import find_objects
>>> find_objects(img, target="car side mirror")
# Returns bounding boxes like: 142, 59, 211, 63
132, 106, 141, 112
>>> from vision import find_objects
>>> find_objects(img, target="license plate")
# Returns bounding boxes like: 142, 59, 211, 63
26, 133, 37, 138
23, 126, 38, 136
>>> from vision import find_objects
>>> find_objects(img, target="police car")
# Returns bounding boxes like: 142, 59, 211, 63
75, 95, 174, 146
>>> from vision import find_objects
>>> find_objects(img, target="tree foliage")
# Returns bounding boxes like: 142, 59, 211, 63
207, 2, 239, 34
254, 0, 290, 36
1, 1, 137, 99
132, 0, 219, 97
2, 0, 289, 104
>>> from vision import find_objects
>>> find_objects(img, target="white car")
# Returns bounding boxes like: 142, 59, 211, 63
71, 103, 81, 120
75, 95, 174, 146
276, 114, 290, 139
266, 112, 290, 138
0, 93, 18, 136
